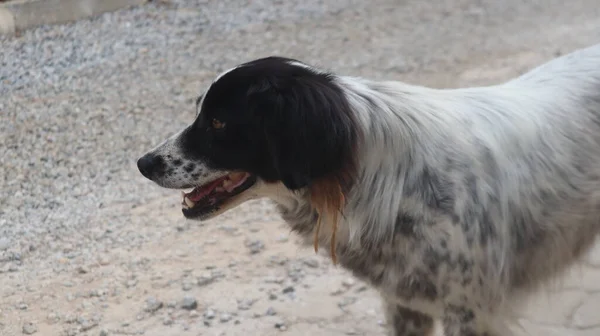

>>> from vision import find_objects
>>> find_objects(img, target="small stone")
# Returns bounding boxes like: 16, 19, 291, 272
275, 235, 289, 243
237, 299, 256, 310
80, 320, 99, 331
0, 237, 11, 251
22, 322, 38, 334
268, 293, 278, 300
282, 286, 295, 294
204, 309, 215, 320
18, 303, 28, 310
182, 282, 193, 291
77, 266, 90, 274
180, 296, 198, 310
355, 286, 368, 293
163, 317, 174, 326
330, 288, 345, 296
47, 313, 59, 324
126, 279, 137, 288
342, 278, 356, 288
220, 313, 232, 323
144, 297, 163, 313
264, 276, 285, 284
4, 263, 18, 272
189, 310, 199, 318
197, 274, 216, 287
266, 307, 276, 316
245, 239, 265, 254
338, 297, 358, 309
302, 258, 319, 268
99, 330, 109, 336
98, 255, 111, 266
275, 321, 287, 331
64, 314, 78, 323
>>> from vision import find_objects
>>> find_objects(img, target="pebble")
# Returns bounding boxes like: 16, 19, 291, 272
282, 286, 295, 294
302, 258, 320, 268
80, 319, 99, 332
99, 330, 109, 336
264, 276, 286, 284
98, 255, 111, 266
197, 273, 217, 287
331, 288, 345, 296
245, 239, 265, 254
182, 281, 193, 291
338, 297, 358, 309
47, 313, 59, 324
237, 299, 256, 310
220, 313, 232, 323
275, 235, 289, 243
4, 263, 18, 273
143, 297, 163, 313
204, 309, 216, 320
274, 321, 287, 331
342, 278, 356, 288
266, 307, 277, 316
180, 296, 198, 310
0, 237, 11, 251
22, 322, 38, 334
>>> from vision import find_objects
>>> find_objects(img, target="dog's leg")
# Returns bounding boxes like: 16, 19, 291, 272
442, 305, 502, 336
384, 302, 435, 336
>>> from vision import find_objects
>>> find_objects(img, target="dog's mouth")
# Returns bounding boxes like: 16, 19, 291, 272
181, 172, 257, 219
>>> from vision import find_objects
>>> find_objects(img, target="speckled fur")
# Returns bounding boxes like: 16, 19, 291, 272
262, 44, 600, 335
139, 44, 600, 335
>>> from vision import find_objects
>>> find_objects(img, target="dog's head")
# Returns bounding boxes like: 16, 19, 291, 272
137, 57, 358, 221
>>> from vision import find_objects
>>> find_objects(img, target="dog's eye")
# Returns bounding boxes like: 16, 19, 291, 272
211, 119, 226, 130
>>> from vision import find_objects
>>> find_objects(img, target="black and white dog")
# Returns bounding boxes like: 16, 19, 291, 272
137, 43, 600, 335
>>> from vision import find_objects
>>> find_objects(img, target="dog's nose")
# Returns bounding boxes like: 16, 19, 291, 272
137, 154, 162, 179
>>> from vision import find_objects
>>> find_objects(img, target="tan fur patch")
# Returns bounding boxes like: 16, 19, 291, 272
309, 177, 346, 264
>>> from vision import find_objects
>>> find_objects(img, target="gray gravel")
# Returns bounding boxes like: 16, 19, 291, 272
1, 0, 600, 335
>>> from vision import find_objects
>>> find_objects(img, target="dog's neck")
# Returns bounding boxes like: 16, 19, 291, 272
269, 77, 456, 249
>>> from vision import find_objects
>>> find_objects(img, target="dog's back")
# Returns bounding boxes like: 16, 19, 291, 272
434, 43, 600, 294
497, 44, 600, 292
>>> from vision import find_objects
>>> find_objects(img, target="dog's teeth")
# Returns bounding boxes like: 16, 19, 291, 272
222, 180, 232, 188
184, 197, 195, 208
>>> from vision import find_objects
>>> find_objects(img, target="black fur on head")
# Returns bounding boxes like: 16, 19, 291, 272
180, 56, 359, 192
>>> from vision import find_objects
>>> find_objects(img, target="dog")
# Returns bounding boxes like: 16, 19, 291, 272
137, 43, 600, 335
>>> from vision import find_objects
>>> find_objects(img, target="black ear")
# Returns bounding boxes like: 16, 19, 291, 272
253, 74, 357, 191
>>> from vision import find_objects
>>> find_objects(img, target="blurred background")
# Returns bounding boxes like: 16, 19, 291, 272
1, 0, 600, 335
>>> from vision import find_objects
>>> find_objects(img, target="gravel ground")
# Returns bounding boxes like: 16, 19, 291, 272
1, 0, 600, 335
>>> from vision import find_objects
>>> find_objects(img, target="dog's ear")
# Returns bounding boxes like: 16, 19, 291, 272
251, 75, 357, 191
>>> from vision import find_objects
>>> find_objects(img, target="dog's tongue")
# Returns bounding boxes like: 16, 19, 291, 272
185, 177, 227, 202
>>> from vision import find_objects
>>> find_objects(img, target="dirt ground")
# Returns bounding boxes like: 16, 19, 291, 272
1, 1, 600, 336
